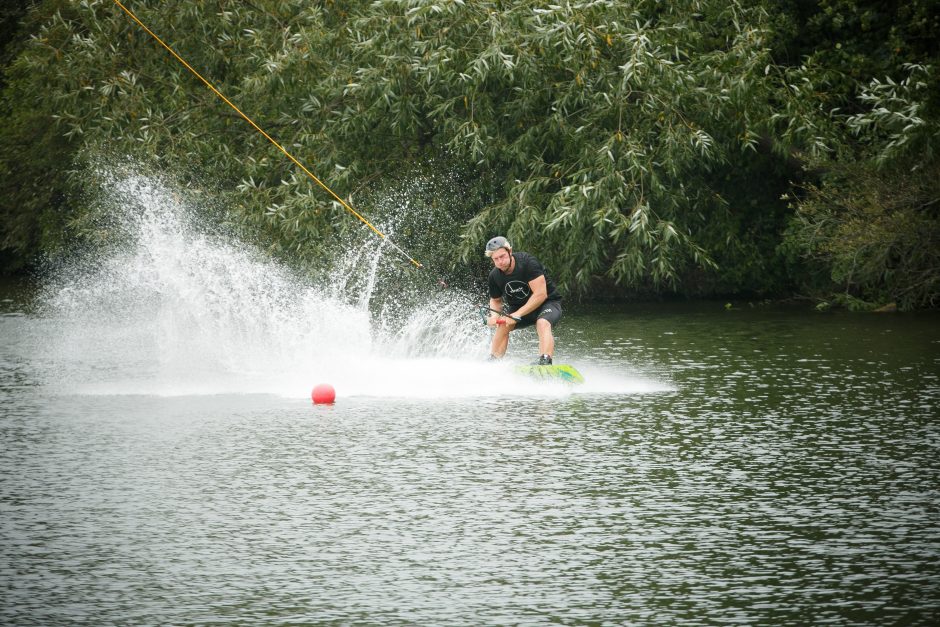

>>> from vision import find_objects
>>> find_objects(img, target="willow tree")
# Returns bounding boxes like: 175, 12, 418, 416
336, 0, 783, 294
0, 0, 361, 267
4, 0, 788, 294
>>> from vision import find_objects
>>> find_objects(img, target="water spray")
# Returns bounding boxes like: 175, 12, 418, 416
109, 0, 512, 321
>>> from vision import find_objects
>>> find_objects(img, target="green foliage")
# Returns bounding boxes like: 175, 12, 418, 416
847, 64, 938, 168
343, 0, 785, 294
784, 160, 940, 311
0, 0, 936, 308
762, 0, 939, 167
1, 0, 790, 293
0, 0, 82, 272
774, 8, 940, 311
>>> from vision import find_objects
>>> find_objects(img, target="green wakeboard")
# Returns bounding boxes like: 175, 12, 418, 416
515, 364, 585, 384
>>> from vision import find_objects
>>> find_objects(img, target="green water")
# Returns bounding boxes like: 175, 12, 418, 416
2, 294, 938, 625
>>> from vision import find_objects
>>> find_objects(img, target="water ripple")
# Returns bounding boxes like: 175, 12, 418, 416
3, 306, 939, 625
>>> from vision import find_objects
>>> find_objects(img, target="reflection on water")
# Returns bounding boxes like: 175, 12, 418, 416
2, 301, 938, 625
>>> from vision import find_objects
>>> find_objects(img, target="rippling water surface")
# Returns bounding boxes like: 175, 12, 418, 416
1, 172, 938, 625
3, 297, 938, 626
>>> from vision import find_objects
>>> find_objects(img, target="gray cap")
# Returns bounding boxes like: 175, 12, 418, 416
484, 236, 512, 256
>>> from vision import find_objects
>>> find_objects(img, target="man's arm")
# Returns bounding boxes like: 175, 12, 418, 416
511, 275, 548, 318
487, 296, 505, 326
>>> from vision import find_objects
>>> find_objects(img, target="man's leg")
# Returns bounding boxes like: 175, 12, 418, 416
535, 318, 554, 357
533, 301, 562, 362
490, 320, 514, 357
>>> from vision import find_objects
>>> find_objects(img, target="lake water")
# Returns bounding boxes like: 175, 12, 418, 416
1, 175, 939, 625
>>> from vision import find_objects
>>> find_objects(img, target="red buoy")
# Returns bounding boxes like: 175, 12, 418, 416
311, 383, 336, 405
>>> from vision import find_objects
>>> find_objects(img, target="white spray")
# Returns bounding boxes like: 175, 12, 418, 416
35, 172, 612, 398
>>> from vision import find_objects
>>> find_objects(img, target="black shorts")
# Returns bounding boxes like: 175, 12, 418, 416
509, 300, 562, 330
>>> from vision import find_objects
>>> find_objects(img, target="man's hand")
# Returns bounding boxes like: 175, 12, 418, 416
488, 314, 518, 327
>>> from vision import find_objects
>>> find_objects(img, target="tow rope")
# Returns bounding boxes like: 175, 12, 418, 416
110, 0, 423, 269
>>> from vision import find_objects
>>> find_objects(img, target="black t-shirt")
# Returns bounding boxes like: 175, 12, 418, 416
488, 252, 562, 308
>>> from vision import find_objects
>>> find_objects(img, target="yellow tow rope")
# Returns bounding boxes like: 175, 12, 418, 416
111, 0, 423, 268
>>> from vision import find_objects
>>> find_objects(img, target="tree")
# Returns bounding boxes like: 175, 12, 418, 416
781, 64, 940, 309
770, 1, 940, 309
0, 0, 78, 273
2, 0, 793, 294
2, 0, 935, 307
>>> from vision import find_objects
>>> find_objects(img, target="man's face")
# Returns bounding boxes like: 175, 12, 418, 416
490, 248, 512, 272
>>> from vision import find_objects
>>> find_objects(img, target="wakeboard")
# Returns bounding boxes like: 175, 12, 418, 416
515, 364, 585, 384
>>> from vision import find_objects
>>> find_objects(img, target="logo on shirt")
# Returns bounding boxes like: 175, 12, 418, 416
505, 281, 530, 300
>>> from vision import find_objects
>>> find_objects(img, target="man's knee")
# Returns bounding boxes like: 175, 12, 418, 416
535, 318, 553, 333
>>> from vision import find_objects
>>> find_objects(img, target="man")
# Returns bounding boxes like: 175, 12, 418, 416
484, 236, 563, 365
